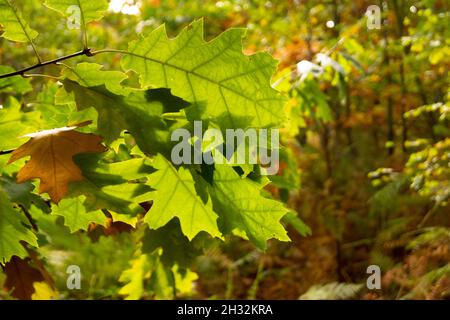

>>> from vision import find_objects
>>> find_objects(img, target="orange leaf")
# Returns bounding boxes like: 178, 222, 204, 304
8, 123, 106, 203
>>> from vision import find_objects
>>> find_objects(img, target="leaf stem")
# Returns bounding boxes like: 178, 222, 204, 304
5, 0, 42, 63
90, 48, 129, 55
22, 74, 62, 80
76, 0, 88, 49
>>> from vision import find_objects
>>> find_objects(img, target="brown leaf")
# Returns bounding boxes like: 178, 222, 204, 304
3, 256, 44, 300
8, 123, 106, 203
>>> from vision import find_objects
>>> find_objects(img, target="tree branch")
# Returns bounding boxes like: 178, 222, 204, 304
0, 149, 14, 155
0, 48, 93, 80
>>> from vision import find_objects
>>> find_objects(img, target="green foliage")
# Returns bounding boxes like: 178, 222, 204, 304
145, 154, 220, 240
0, 0, 38, 42
1, 0, 448, 301
0, 189, 37, 263
122, 20, 286, 129
0, 66, 32, 93
44, 0, 109, 24
210, 164, 290, 250
0, 0, 305, 300
51, 196, 107, 233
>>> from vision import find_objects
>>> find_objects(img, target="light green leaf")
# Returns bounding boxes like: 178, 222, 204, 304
145, 154, 221, 240
210, 165, 290, 250
69, 156, 153, 217
109, 210, 138, 227
62, 80, 129, 141
0, 189, 38, 264
51, 196, 107, 233
282, 211, 311, 236
121, 20, 286, 129
44, 0, 108, 24
150, 257, 175, 299
0, 65, 32, 93
0, 0, 38, 42
172, 265, 198, 296
119, 253, 155, 300
63, 63, 129, 96
0, 96, 41, 151
62, 64, 173, 155
34, 82, 96, 128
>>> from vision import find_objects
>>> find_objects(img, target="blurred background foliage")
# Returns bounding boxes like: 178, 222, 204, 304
0, 0, 449, 299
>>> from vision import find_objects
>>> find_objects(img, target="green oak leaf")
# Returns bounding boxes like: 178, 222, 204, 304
149, 256, 176, 299
145, 154, 221, 240
210, 165, 290, 250
44, 0, 108, 24
142, 219, 202, 268
0, 0, 38, 42
0, 65, 32, 93
109, 210, 138, 227
0, 189, 38, 264
121, 19, 286, 129
69, 156, 153, 218
34, 82, 97, 128
0, 176, 48, 212
61, 63, 175, 153
282, 211, 311, 237
61, 80, 128, 141
0, 96, 41, 151
119, 252, 157, 300
51, 196, 107, 233
63, 63, 130, 96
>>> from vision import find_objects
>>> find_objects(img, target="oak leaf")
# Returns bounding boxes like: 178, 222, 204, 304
4, 256, 44, 300
8, 123, 106, 203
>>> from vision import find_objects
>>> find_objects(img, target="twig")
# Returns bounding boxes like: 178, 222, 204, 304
0, 149, 14, 156
0, 48, 93, 80
418, 203, 440, 229
19, 204, 38, 232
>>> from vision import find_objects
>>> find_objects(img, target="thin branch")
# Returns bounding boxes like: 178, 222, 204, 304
0, 149, 14, 155
418, 203, 440, 229
19, 204, 38, 232
0, 48, 92, 80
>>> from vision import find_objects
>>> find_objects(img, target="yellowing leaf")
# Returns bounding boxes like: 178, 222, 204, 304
31, 282, 58, 300
119, 253, 153, 300
8, 123, 106, 203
